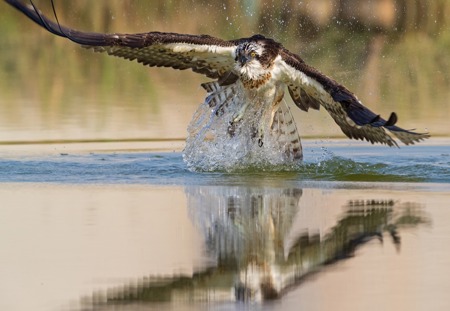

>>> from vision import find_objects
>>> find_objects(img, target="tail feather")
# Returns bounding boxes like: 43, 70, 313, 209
270, 102, 303, 160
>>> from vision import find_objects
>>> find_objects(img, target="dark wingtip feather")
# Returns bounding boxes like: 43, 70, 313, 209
385, 112, 398, 126
5, 0, 119, 46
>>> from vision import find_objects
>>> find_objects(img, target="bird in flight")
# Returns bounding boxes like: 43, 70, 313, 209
5, 0, 429, 169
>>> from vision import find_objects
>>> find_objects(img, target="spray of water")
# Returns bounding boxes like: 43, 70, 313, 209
183, 97, 302, 172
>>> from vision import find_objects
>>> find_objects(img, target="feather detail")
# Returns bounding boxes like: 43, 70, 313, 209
270, 102, 303, 160
5, 0, 430, 161
278, 51, 430, 146
241, 72, 272, 89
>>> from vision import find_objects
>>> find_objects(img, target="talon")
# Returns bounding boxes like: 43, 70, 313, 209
215, 103, 226, 116
258, 138, 263, 147
228, 121, 236, 137
257, 125, 264, 147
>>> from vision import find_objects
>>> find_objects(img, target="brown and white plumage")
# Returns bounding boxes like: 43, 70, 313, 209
5, 0, 429, 168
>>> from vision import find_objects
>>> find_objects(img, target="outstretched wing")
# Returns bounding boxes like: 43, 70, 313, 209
5, 0, 237, 80
278, 49, 430, 146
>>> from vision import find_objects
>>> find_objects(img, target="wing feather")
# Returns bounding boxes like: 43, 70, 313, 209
278, 49, 429, 146
5, 0, 237, 79
6, 0, 430, 148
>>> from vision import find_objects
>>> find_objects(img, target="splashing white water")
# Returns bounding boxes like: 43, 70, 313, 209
183, 96, 302, 172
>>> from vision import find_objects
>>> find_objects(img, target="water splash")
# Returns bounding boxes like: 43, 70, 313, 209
0, 143, 448, 184
183, 97, 302, 172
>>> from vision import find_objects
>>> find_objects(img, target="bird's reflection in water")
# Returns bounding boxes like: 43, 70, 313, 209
85, 186, 428, 307
186, 186, 302, 301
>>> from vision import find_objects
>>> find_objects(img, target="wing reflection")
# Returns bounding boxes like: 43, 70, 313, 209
84, 186, 428, 307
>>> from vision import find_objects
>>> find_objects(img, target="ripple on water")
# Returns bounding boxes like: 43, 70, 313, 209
0, 143, 448, 184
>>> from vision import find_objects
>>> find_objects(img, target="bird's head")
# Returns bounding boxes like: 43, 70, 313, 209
235, 35, 280, 81
235, 42, 263, 66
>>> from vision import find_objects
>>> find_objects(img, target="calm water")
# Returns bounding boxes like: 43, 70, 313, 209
1, 1, 450, 310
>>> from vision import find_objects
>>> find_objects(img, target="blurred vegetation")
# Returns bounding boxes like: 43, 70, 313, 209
0, 0, 449, 141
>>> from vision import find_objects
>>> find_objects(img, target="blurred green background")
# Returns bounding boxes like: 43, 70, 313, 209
0, 0, 449, 143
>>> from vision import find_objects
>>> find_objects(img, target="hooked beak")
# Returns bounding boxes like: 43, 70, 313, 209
238, 54, 251, 65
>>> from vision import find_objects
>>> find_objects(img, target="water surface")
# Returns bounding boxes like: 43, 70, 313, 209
0, 140, 448, 184
1, 140, 449, 311
1, 1, 450, 310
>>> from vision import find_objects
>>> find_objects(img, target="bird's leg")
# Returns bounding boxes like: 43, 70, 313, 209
231, 102, 250, 124
257, 125, 264, 147
257, 91, 284, 147
227, 121, 238, 136
268, 107, 278, 130
250, 126, 264, 147
256, 103, 280, 148
269, 93, 283, 130
228, 102, 250, 136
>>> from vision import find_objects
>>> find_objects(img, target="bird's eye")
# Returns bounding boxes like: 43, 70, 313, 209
250, 51, 257, 58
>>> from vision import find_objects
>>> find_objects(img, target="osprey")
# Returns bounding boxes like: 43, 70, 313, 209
5, 0, 429, 169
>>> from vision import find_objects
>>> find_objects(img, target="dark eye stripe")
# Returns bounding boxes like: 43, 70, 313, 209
237, 43, 260, 57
